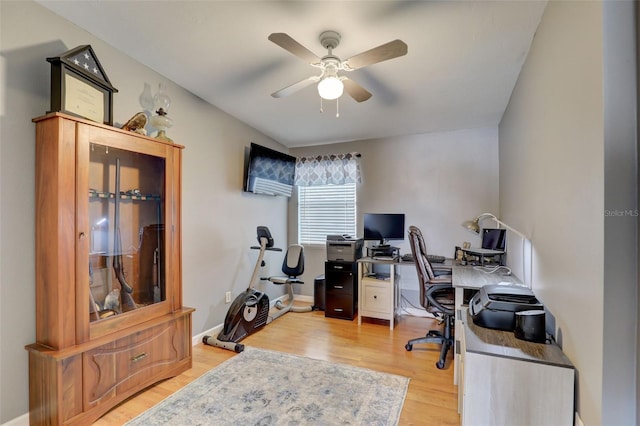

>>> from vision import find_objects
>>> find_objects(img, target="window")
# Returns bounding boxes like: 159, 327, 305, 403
298, 183, 356, 245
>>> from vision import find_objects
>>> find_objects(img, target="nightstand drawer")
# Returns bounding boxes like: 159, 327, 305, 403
325, 261, 356, 274
325, 293, 356, 320
326, 281, 354, 295
362, 279, 391, 314
326, 265, 355, 293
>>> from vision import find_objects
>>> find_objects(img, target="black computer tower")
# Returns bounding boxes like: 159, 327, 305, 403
313, 274, 325, 311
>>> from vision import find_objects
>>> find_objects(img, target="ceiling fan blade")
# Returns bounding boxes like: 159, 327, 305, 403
343, 39, 408, 70
342, 78, 372, 103
271, 76, 319, 98
268, 33, 322, 64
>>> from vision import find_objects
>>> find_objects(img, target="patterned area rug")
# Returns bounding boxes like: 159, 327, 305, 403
126, 347, 409, 425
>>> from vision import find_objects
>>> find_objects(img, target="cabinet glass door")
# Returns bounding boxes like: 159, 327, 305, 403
88, 143, 165, 322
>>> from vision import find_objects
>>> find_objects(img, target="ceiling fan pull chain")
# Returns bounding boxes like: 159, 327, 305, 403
336, 98, 339, 118
320, 96, 324, 113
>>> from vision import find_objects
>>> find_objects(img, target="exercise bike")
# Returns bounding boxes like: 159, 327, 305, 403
203, 226, 312, 353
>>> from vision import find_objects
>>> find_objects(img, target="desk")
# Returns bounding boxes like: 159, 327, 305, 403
452, 264, 522, 385
459, 309, 574, 425
356, 257, 415, 330
452, 263, 521, 308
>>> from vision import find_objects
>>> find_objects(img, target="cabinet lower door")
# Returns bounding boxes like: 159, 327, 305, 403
84, 318, 188, 408
27, 312, 192, 426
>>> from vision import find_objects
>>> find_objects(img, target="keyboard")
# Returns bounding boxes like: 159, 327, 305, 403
426, 254, 446, 264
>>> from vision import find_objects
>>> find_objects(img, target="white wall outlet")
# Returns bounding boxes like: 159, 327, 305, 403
225, 291, 232, 303
575, 412, 584, 426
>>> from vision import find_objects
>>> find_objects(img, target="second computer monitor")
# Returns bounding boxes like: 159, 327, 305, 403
482, 228, 506, 251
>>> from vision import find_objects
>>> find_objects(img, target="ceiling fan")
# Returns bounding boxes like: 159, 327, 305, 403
269, 31, 408, 104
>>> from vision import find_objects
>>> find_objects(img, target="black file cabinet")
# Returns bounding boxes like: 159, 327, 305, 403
325, 261, 357, 320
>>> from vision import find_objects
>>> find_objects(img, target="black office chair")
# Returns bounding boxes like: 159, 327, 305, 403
265, 244, 313, 318
405, 225, 456, 369
412, 226, 453, 277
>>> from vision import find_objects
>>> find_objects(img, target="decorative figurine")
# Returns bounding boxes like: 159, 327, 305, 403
121, 112, 148, 135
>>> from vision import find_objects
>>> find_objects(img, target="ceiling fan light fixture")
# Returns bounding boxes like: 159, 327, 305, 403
317, 76, 344, 100
269, 31, 406, 104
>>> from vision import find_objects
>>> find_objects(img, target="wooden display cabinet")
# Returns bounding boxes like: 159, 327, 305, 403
26, 113, 194, 425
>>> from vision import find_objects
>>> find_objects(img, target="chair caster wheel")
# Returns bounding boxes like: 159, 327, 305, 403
405, 343, 413, 351
436, 360, 445, 369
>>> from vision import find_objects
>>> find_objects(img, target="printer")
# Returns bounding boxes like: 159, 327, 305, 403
469, 284, 544, 331
326, 235, 363, 262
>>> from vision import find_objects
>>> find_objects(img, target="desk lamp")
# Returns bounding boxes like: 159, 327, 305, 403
463, 213, 527, 240
463, 213, 531, 288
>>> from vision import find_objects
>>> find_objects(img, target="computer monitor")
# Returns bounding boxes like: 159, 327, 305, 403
363, 213, 405, 246
482, 228, 506, 251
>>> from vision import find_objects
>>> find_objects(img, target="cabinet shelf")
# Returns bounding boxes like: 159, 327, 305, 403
89, 190, 161, 201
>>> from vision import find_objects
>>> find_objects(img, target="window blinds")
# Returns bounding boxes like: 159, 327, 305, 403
298, 183, 357, 245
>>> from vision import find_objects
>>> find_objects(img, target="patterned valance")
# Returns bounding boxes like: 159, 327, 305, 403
295, 153, 362, 186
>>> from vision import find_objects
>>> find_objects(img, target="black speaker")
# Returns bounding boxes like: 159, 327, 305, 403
514, 310, 546, 343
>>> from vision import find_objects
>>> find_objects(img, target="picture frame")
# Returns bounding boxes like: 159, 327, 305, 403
47, 45, 118, 125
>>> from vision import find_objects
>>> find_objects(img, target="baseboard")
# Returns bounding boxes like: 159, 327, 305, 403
3, 412, 29, 425
400, 306, 436, 318
192, 294, 312, 346
293, 294, 313, 303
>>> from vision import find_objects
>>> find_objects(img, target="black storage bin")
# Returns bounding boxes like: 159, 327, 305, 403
313, 274, 326, 311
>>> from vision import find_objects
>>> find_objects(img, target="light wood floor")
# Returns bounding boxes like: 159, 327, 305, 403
94, 307, 460, 425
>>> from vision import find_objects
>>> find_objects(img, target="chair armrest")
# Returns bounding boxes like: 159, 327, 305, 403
433, 267, 452, 277
425, 283, 455, 314
428, 277, 452, 285
433, 265, 452, 272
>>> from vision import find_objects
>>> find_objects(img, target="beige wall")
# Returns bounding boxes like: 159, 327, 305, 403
499, 1, 637, 424
289, 128, 500, 298
0, 1, 290, 422
602, 1, 638, 421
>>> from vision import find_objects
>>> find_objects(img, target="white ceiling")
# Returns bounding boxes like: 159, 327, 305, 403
38, 0, 547, 148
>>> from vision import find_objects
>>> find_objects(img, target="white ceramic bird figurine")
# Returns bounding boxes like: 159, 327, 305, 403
103, 288, 121, 313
